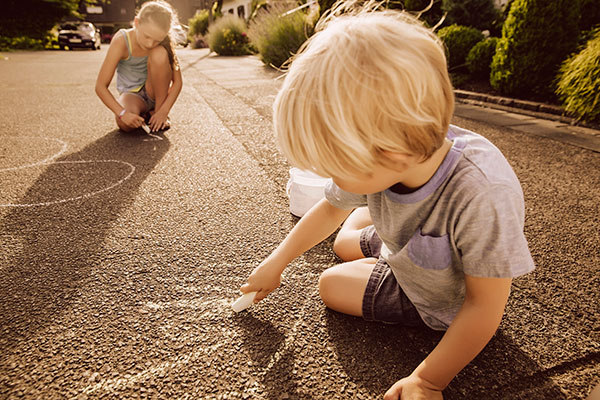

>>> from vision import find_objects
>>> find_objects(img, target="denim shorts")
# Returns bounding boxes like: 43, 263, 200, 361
129, 85, 155, 112
360, 225, 425, 327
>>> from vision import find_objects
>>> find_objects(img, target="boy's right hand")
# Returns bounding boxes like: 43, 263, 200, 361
120, 111, 145, 129
240, 261, 283, 303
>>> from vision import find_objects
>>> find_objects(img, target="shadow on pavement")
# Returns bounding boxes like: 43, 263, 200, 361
325, 310, 566, 399
0, 130, 170, 351
233, 314, 296, 400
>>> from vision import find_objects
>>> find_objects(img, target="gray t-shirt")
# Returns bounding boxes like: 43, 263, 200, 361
325, 125, 535, 330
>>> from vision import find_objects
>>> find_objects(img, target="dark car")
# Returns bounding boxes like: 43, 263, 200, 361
58, 22, 101, 50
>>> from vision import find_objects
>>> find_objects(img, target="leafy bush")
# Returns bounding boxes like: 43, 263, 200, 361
490, 0, 580, 99
248, 2, 314, 68
467, 37, 498, 79
556, 29, 600, 122
580, 0, 600, 33
442, 0, 498, 31
188, 10, 210, 49
206, 14, 252, 56
188, 10, 210, 38
437, 24, 484, 70
1, 0, 78, 40
0, 35, 44, 51
403, 0, 445, 28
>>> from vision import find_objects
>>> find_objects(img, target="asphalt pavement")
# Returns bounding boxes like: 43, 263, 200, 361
0, 47, 598, 399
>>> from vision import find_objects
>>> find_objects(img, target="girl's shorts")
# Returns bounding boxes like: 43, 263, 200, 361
360, 225, 425, 327
128, 86, 155, 111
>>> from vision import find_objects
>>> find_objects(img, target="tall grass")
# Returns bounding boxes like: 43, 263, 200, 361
248, 2, 315, 68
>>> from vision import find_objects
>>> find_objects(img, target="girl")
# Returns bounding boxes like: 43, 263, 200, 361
95, 0, 183, 133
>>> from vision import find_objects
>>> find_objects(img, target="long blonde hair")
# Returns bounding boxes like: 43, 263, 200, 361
274, 1, 454, 179
137, 0, 180, 69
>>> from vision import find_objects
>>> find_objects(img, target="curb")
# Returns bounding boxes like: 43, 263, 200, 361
454, 89, 600, 131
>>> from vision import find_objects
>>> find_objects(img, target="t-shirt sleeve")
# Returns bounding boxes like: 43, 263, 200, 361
324, 180, 368, 209
454, 184, 535, 278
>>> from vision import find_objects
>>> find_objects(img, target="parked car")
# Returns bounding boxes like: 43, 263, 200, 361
58, 22, 101, 50
172, 24, 189, 47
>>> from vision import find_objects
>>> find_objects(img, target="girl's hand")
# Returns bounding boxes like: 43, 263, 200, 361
383, 375, 443, 400
148, 109, 169, 132
240, 261, 283, 302
120, 111, 144, 129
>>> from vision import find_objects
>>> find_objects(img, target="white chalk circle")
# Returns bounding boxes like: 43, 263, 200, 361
0, 160, 135, 207
0, 136, 68, 172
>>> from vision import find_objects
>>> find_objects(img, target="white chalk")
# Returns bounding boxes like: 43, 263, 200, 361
141, 123, 151, 134
231, 291, 257, 313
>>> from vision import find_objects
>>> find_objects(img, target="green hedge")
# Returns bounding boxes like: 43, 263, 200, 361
442, 0, 498, 31
437, 24, 484, 70
0, 35, 45, 51
188, 10, 210, 38
490, 0, 580, 99
466, 37, 498, 79
556, 29, 600, 122
206, 15, 253, 56
248, 2, 314, 68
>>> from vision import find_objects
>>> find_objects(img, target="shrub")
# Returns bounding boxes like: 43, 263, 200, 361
188, 10, 210, 38
442, 0, 498, 31
556, 29, 600, 122
206, 14, 252, 56
188, 10, 210, 49
248, 2, 314, 68
467, 37, 498, 79
490, 0, 580, 99
437, 24, 484, 70
0, 35, 44, 51
580, 0, 600, 33
403, 0, 446, 28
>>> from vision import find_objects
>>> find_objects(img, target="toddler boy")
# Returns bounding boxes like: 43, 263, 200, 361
241, 5, 535, 399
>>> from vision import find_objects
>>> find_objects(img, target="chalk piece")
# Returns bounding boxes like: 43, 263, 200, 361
141, 124, 150, 134
232, 291, 257, 313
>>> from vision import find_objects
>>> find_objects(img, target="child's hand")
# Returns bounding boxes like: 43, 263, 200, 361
120, 111, 144, 129
148, 109, 169, 132
383, 375, 443, 400
240, 261, 282, 303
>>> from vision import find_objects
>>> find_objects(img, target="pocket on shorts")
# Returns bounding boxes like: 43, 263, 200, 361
406, 228, 452, 270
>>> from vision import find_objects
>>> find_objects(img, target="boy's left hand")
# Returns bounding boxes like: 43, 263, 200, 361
384, 375, 443, 400
148, 110, 169, 132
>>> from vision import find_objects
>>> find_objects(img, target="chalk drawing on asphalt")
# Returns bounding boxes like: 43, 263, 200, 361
0, 137, 136, 207
0, 136, 68, 172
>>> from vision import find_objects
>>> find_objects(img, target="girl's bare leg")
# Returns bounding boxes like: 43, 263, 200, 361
332, 207, 372, 261
145, 45, 172, 112
116, 93, 146, 132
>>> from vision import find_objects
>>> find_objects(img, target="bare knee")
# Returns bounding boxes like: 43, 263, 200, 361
333, 234, 351, 261
333, 230, 363, 261
318, 262, 372, 317
148, 45, 169, 67
318, 268, 337, 309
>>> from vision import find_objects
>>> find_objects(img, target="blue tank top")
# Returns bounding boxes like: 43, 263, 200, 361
116, 30, 148, 94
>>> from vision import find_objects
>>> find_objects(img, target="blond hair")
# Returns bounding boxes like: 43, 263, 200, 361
274, 2, 454, 179
137, 0, 180, 69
